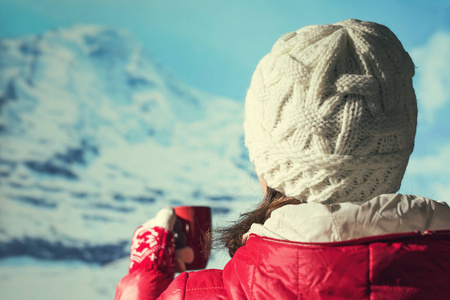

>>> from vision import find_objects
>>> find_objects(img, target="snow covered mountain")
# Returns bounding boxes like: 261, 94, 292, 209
0, 25, 259, 273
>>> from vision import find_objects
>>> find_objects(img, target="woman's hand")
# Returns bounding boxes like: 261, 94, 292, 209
129, 207, 194, 274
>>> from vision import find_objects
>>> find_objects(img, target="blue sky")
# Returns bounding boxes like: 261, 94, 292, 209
1, 0, 449, 200
1, 0, 449, 99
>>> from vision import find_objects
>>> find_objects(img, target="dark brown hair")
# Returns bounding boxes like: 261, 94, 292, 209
218, 186, 302, 257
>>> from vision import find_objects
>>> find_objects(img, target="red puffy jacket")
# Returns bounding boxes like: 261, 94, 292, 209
116, 230, 450, 300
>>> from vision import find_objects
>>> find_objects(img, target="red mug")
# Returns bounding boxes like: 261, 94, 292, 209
173, 206, 211, 270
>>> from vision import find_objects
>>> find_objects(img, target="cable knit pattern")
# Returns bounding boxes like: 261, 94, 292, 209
244, 19, 417, 203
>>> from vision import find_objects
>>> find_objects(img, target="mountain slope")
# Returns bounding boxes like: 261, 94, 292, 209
0, 25, 259, 265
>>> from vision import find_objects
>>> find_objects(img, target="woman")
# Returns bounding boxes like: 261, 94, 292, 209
115, 19, 450, 299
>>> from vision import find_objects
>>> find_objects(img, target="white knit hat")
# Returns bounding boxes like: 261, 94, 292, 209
244, 19, 417, 204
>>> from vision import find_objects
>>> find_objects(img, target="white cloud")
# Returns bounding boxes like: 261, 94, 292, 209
402, 141, 450, 202
407, 142, 450, 175
410, 31, 450, 124
404, 31, 450, 202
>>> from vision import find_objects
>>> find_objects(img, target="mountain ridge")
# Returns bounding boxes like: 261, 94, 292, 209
0, 25, 258, 264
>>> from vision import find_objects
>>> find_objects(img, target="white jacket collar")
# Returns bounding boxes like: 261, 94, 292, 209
244, 194, 450, 243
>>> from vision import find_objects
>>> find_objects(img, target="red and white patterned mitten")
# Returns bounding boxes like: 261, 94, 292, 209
129, 208, 176, 275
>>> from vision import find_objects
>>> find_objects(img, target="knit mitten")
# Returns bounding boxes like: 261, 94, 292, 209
129, 208, 176, 275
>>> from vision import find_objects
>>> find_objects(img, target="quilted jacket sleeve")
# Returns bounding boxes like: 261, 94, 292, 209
115, 226, 176, 300
159, 270, 228, 300
158, 272, 188, 299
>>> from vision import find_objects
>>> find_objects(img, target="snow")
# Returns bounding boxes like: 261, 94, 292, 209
0, 258, 126, 300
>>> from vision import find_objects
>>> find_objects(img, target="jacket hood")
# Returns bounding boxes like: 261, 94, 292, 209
244, 194, 450, 243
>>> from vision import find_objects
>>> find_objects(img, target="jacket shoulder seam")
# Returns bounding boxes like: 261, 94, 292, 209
186, 287, 226, 292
